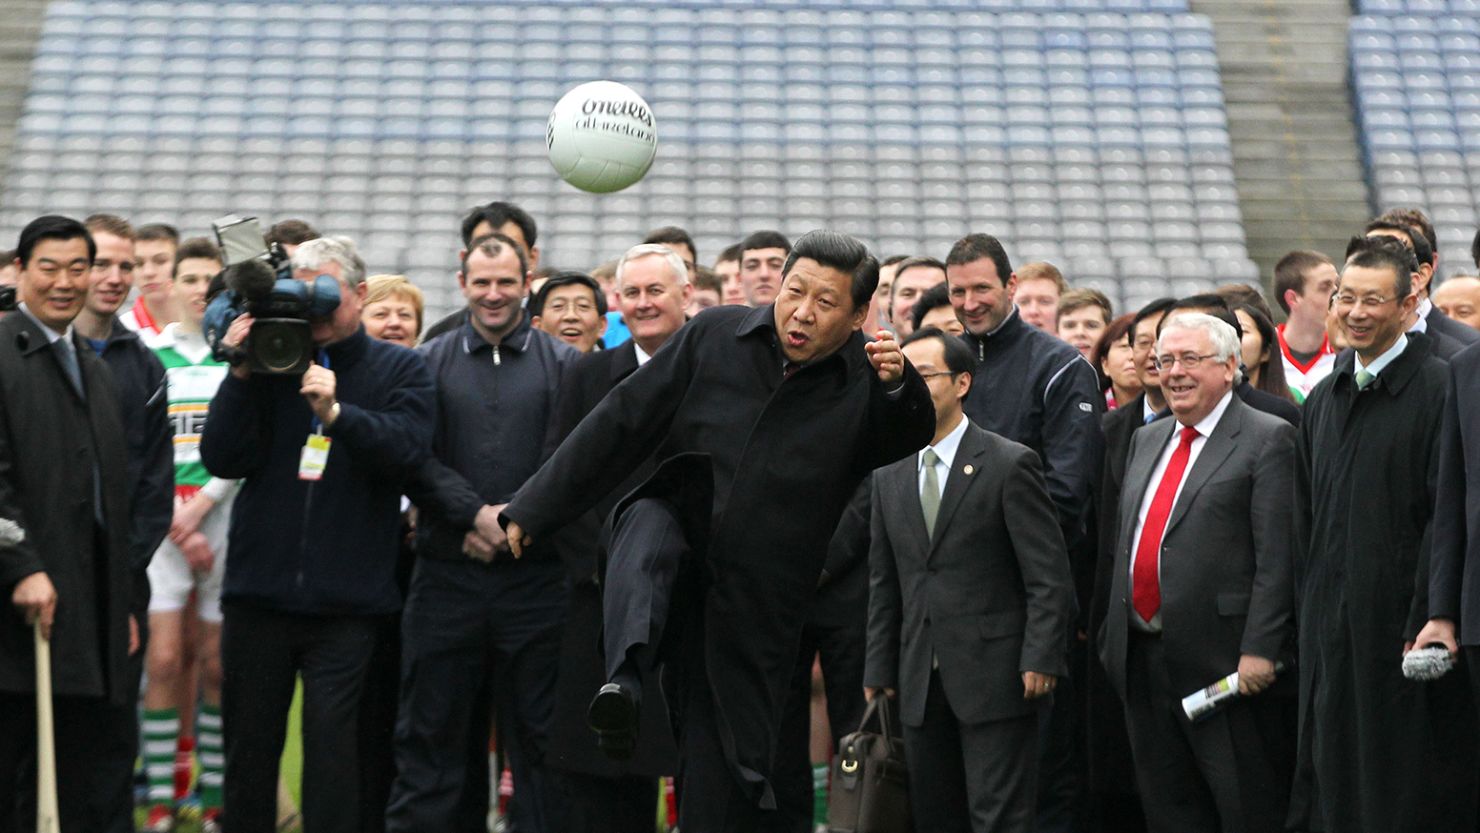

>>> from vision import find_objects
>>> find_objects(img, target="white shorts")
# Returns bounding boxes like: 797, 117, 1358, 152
146, 494, 232, 623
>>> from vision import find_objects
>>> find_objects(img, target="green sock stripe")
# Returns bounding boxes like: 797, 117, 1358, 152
197, 704, 225, 809
143, 708, 179, 803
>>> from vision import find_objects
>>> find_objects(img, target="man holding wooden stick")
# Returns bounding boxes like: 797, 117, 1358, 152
0, 215, 137, 832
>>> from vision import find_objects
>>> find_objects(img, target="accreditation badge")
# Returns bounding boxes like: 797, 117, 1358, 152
298, 434, 332, 481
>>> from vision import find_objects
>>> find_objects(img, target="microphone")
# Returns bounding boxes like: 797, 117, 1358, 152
223, 258, 276, 302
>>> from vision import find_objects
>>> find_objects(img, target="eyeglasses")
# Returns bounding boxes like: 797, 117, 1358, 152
1332, 293, 1395, 309
1153, 353, 1220, 371
543, 299, 597, 315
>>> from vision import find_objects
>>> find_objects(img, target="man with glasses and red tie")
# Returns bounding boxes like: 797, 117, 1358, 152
1289, 235, 1479, 833
1098, 312, 1296, 833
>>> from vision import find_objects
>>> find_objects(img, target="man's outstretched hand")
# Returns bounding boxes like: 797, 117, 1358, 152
865, 330, 905, 386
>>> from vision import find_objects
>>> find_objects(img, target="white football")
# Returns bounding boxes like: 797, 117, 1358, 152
547, 81, 658, 194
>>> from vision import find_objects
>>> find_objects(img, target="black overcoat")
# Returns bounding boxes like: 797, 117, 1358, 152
0, 312, 132, 702
1290, 333, 1479, 833
504, 304, 934, 808
545, 338, 678, 779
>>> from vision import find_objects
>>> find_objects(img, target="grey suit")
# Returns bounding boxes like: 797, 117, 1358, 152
866, 419, 1075, 833
1098, 394, 1295, 833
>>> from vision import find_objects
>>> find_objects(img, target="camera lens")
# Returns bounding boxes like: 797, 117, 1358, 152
252, 321, 312, 374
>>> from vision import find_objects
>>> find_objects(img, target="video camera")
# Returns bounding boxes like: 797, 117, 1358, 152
202, 214, 340, 375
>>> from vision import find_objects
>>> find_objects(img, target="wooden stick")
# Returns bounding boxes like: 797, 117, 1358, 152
34, 623, 59, 833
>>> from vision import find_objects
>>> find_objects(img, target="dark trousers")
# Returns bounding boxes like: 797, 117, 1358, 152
357, 613, 401, 833
97, 606, 147, 833
1035, 632, 1082, 833
221, 602, 378, 833
604, 497, 794, 833
773, 612, 866, 833
1123, 633, 1282, 833
563, 772, 658, 833
902, 670, 1038, 833
386, 556, 565, 833
0, 691, 132, 833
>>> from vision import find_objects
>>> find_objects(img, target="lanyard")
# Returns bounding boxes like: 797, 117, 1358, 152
309, 349, 330, 435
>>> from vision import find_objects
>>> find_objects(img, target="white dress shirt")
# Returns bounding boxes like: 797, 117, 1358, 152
918, 413, 969, 497
1354, 333, 1408, 380
634, 341, 653, 366
1128, 390, 1234, 629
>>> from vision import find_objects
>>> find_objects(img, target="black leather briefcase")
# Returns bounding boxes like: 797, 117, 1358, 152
826, 697, 911, 833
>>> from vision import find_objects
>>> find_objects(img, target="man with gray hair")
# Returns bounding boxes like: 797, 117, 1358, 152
1098, 312, 1296, 833
200, 234, 436, 833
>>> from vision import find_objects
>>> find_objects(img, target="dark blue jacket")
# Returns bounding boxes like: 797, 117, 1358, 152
200, 327, 435, 616
960, 307, 1104, 534
88, 319, 173, 611
409, 314, 578, 562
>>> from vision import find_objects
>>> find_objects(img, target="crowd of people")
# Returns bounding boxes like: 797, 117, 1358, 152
3, 198, 1480, 833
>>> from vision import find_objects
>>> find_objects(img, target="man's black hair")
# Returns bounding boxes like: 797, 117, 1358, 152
945, 234, 1014, 288
882, 254, 911, 268
901, 326, 977, 378
266, 219, 319, 248
1364, 218, 1432, 270
530, 270, 607, 318
175, 236, 223, 269
910, 283, 954, 333
1344, 234, 1416, 299
16, 215, 94, 266
1128, 297, 1177, 346
462, 232, 530, 280
643, 226, 697, 264
781, 230, 878, 310
1471, 227, 1480, 271
460, 201, 538, 249
1157, 294, 1243, 339
739, 230, 791, 258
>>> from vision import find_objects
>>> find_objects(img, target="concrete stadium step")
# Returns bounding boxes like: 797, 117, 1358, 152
0, 1, 48, 192
1195, 0, 1372, 290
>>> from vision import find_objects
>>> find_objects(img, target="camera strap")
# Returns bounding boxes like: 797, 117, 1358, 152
299, 349, 332, 481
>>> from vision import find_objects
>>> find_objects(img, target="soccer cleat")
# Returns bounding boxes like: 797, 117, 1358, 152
201, 811, 224, 833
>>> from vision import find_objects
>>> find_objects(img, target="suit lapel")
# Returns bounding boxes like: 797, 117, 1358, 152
1118, 417, 1175, 553
928, 425, 985, 557
1163, 396, 1244, 536
891, 454, 932, 554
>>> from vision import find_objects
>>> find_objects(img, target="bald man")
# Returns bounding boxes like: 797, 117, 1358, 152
1434, 276, 1480, 331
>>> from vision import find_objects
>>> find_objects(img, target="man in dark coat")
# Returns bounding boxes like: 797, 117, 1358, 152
1290, 236, 1478, 833
503, 230, 934, 832
543, 243, 688, 832
0, 216, 137, 830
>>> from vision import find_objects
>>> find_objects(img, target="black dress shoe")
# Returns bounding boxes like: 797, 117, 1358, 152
588, 682, 640, 760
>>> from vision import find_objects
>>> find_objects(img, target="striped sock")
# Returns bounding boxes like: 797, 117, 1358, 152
142, 708, 178, 811
197, 704, 225, 812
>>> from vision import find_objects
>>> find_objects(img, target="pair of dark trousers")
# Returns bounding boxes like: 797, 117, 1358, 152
772, 614, 867, 833
604, 498, 799, 833
98, 613, 147, 833
0, 692, 132, 833
902, 670, 1038, 833
562, 772, 659, 833
220, 601, 378, 833
386, 556, 566, 833
1123, 633, 1283, 833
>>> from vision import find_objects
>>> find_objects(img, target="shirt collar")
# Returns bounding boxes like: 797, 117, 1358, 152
1354, 333, 1409, 379
16, 302, 70, 344
1179, 389, 1234, 439
461, 309, 532, 355
634, 341, 653, 366
919, 413, 969, 471
1418, 296, 1434, 321
1141, 395, 1158, 425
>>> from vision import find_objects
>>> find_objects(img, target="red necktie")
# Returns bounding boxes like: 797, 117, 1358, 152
1133, 425, 1199, 622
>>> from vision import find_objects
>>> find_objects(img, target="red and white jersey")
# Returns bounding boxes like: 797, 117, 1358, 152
118, 296, 164, 338
1277, 323, 1335, 400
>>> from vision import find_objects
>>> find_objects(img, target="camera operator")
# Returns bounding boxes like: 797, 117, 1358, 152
199, 236, 435, 833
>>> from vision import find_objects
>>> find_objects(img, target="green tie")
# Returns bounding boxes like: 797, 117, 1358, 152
921, 448, 941, 539
1355, 368, 1375, 390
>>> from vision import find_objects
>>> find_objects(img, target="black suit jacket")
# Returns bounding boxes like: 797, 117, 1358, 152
0, 313, 132, 702
1099, 394, 1297, 699
866, 421, 1075, 727
1429, 342, 1480, 643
